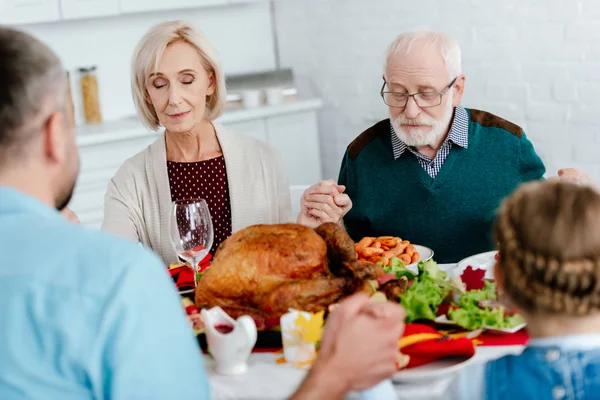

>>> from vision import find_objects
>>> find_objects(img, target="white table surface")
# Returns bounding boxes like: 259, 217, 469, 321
206, 345, 524, 400
206, 262, 522, 399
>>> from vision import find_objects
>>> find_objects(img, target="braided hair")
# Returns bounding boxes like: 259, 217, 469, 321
494, 181, 600, 316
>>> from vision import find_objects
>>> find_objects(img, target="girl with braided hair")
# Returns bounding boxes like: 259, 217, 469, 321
449, 180, 600, 400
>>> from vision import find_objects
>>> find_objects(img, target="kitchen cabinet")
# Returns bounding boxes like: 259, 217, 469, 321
71, 135, 158, 228
2, 0, 266, 24
119, 0, 226, 14
225, 119, 268, 143
59, 0, 119, 19
229, 0, 271, 3
71, 99, 323, 229
266, 111, 322, 187
0, 0, 60, 25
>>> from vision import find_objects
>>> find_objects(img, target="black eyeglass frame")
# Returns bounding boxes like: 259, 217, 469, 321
380, 77, 458, 108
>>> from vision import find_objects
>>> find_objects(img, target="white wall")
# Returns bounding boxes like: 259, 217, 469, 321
19, 2, 276, 125
274, 0, 600, 182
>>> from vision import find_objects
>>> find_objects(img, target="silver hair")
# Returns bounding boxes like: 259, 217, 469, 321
0, 27, 67, 165
384, 29, 462, 80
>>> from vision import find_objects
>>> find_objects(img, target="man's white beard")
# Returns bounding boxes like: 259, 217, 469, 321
391, 98, 454, 147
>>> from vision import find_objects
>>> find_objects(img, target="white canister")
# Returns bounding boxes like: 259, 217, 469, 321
265, 87, 285, 106
242, 89, 263, 108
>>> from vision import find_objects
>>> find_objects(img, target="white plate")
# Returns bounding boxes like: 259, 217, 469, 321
392, 354, 475, 383
433, 315, 461, 326
449, 251, 498, 280
444, 251, 527, 334
405, 245, 435, 274
484, 322, 528, 334
433, 315, 527, 334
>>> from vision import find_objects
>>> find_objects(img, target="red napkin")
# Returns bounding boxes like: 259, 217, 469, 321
169, 265, 195, 290
250, 325, 529, 355
168, 253, 213, 290
198, 253, 212, 273
400, 324, 476, 369
477, 329, 529, 346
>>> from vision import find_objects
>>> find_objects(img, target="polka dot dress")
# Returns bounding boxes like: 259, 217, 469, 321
167, 156, 232, 256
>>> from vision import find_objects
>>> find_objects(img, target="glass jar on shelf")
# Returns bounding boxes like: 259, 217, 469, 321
78, 66, 102, 124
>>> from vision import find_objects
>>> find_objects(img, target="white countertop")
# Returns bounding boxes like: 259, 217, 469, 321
75, 98, 323, 147
219, 98, 323, 124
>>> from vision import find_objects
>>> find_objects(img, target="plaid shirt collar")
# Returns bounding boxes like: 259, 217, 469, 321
390, 106, 469, 160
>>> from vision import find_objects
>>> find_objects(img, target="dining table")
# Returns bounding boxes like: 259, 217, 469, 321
203, 263, 527, 400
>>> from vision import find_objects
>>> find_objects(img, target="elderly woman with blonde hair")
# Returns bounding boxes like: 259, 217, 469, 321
101, 20, 351, 265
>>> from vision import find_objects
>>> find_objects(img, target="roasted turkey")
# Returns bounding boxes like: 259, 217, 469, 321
194, 222, 383, 327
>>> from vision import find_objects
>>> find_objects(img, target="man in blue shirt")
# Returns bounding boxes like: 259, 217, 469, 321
0, 27, 405, 399
0, 27, 210, 399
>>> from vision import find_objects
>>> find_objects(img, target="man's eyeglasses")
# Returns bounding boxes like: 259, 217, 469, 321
380, 77, 457, 108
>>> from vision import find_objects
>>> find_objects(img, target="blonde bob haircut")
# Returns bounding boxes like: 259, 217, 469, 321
131, 20, 227, 130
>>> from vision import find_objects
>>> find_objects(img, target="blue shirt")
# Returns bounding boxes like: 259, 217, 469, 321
448, 334, 600, 400
0, 188, 210, 399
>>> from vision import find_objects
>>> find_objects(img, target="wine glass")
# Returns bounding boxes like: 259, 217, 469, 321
169, 198, 214, 287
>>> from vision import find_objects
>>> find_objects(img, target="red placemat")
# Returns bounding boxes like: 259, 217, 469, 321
476, 329, 529, 346
240, 328, 529, 354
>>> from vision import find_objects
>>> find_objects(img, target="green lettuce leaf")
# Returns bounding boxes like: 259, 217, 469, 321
456, 281, 497, 308
449, 281, 525, 330
383, 257, 417, 280
401, 268, 451, 322
505, 313, 526, 328
448, 306, 504, 330
418, 259, 447, 281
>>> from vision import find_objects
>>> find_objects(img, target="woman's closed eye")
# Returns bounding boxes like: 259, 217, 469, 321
181, 75, 195, 85
152, 78, 168, 89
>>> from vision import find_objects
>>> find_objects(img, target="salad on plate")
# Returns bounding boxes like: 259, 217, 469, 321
373, 255, 526, 332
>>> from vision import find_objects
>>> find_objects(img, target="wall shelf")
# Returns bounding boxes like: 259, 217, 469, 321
76, 98, 323, 147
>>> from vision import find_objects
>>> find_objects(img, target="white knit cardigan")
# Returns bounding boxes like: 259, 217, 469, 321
101, 123, 293, 265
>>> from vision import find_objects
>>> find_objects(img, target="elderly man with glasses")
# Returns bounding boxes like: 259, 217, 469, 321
334, 29, 586, 263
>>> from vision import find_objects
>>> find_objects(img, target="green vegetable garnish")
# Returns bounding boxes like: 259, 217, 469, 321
457, 281, 497, 306
383, 257, 417, 280
418, 259, 448, 281
448, 281, 525, 330
400, 260, 451, 322
382, 257, 525, 331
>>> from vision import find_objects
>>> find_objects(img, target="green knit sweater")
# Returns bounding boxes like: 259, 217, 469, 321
338, 108, 545, 263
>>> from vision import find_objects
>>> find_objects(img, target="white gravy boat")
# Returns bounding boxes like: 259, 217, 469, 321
201, 306, 257, 375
